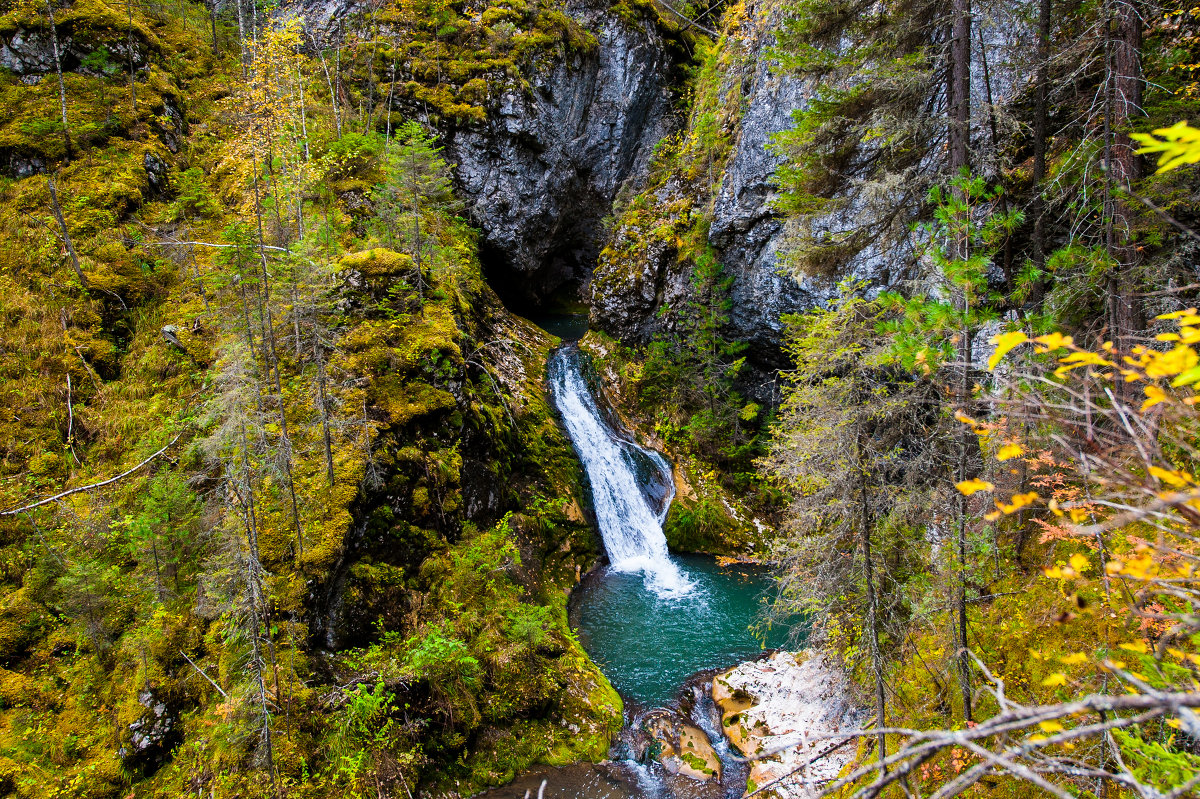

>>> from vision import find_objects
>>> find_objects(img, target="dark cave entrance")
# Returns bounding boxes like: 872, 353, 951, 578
479, 238, 593, 317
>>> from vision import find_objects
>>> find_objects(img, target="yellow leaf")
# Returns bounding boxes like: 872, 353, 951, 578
1119, 641, 1149, 654
998, 491, 1039, 514
988, 331, 1028, 370
1149, 466, 1193, 488
1142, 384, 1169, 412
956, 479, 994, 496
1145, 344, 1199, 379
1042, 673, 1068, 687
996, 443, 1024, 462
1028, 734, 1048, 742
1157, 307, 1198, 320
1054, 351, 1115, 378
1069, 553, 1091, 573
1059, 652, 1088, 665
1034, 332, 1073, 352
1038, 721, 1065, 733
954, 410, 978, 426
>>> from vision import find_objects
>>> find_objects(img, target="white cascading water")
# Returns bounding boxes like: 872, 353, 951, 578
549, 346, 692, 597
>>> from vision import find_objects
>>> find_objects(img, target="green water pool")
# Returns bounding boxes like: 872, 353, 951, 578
570, 554, 799, 708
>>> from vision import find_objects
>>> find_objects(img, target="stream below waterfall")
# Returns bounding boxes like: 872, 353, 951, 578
473, 331, 798, 799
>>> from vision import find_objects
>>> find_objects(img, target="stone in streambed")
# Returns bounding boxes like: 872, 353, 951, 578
644, 710, 722, 782
713, 652, 866, 798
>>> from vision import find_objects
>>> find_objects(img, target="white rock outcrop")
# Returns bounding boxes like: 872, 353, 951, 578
714, 651, 865, 798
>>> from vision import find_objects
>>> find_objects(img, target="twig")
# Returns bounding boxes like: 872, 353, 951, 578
179, 650, 228, 698
745, 733, 862, 797
0, 433, 183, 516
653, 0, 719, 36
72, 346, 102, 392
1137, 282, 1200, 297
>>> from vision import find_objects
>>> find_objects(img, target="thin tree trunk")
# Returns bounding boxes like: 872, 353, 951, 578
251, 151, 305, 558
297, 67, 310, 161
45, 0, 73, 160
1031, 0, 1051, 273
236, 0, 246, 75
208, 0, 218, 55
315, 337, 335, 486
955, 325, 973, 724
948, 0, 973, 724
334, 34, 344, 137
976, 25, 1015, 296
129, 0, 139, 110
857, 434, 888, 775
948, 0, 971, 177
1110, 0, 1143, 351
384, 57, 397, 149
47, 178, 88, 289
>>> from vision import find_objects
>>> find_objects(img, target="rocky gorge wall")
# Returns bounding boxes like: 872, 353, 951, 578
448, 0, 682, 307
583, 0, 898, 381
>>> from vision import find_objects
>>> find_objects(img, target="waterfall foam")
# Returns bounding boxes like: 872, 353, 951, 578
548, 346, 692, 597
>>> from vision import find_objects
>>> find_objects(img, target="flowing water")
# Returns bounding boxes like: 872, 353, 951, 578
482, 341, 798, 799
548, 346, 690, 596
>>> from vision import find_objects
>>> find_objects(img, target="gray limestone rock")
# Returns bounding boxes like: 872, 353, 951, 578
447, 0, 679, 304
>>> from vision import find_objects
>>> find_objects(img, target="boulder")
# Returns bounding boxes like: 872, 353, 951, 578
644, 708, 723, 782
120, 688, 179, 776
714, 651, 865, 798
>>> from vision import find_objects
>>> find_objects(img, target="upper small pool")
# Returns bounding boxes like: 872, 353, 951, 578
570, 554, 798, 708
531, 312, 589, 342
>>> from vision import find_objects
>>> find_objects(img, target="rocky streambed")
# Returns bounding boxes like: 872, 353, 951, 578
476, 651, 864, 799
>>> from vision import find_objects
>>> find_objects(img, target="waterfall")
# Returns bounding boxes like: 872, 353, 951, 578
549, 346, 692, 596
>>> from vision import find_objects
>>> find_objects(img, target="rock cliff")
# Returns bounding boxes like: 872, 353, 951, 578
449, 0, 681, 307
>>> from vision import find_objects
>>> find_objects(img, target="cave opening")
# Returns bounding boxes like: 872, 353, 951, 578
479, 238, 593, 318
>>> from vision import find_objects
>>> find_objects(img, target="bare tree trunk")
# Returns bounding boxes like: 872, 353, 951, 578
1109, 0, 1143, 351
314, 337, 335, 487
857, 434, 888, 775
384, 57, 397, 149
1031, 0, 1051, 278
236, 0, 246, 75
47, 179, 88, 289
297, 67, 310, 161
251, 151, 305, 558
948, 0, 971, 178
45, 0, 73, 160
976, 25, 1014, 296
128, 0, 139, 110
334, 32, 344, 137
208, 0, 218, 54
948, 0, 973, 724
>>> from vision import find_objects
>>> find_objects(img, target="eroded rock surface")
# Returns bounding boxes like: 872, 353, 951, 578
644, 708, 723, 782
449, 0, 679, 305
714, 651, 865, 798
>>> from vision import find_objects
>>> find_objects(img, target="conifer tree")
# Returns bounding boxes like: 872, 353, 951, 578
373, 121, 457, 302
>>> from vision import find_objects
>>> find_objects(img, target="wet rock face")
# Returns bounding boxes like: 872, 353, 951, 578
706, 20, 816, 368
589, 0, 897, 377
448, 0, 678, 307
121, 689, 180, 776
0, 27, 147, 78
